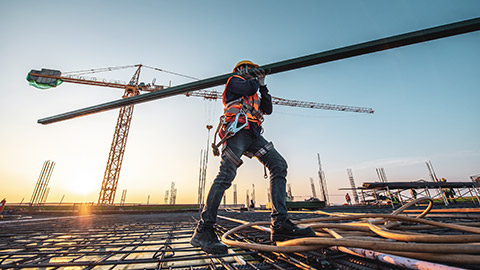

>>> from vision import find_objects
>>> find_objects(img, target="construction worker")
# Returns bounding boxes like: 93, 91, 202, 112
441, 178, 457, 203
388, 192, 399, 207
410, 188, 417, 199
345, 193, 352, 205
190, 60, 315, 254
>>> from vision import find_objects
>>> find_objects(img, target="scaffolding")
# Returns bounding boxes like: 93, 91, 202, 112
361, 180, 480, 205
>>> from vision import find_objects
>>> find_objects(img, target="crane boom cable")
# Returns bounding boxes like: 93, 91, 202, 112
142, 65, 200, 81
62, 64, 199, 81
62, 65, 138, 75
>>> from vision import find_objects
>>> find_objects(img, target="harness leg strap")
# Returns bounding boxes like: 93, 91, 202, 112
223, 146, 243, 167
244, 141, 274, 159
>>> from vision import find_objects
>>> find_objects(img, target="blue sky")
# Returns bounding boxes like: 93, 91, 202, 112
0, 1, 479, 205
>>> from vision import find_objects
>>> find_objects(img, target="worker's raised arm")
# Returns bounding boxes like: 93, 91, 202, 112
259, 85, 272, 115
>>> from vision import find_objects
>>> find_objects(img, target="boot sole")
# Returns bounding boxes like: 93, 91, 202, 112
190, 238, 228, 254
190, 238, 201, 247
271, 234, 291, 242
271, 231, 316, 242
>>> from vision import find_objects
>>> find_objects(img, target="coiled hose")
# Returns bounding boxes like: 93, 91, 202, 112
221, 197, 480, 265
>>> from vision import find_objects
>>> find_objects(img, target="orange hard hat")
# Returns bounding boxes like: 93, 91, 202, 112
233, 60, 259, 72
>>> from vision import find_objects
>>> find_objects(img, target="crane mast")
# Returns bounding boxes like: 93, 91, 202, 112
98, 66, 142, 204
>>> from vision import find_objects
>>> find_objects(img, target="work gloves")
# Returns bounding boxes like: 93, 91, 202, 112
238, 67, 266, 86
253, 68, 266, 86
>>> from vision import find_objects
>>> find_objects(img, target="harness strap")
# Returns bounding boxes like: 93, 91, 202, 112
211, 116, 225, 156
224, 97, 264, 124
255, 141, 274, 158
225, 97, 243, 107
223, 146, 243, 167
244, 141, 274, 159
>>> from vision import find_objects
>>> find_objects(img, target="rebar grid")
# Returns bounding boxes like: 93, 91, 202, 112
0, 212, 410, 270
4, 210, 475, 269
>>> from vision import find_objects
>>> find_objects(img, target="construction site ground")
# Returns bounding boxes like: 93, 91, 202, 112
1, 203, 480, 270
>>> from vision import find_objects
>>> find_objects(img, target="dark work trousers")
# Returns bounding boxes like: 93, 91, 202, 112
199, 129, 288, 229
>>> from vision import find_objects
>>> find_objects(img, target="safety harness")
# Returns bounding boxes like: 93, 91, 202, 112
211, 75, 273, 170
211, 97, 263, 156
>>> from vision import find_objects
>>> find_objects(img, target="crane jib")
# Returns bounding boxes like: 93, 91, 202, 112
37, 17, 480, 125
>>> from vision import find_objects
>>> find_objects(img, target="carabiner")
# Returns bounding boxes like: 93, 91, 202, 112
226, 110, 248, 134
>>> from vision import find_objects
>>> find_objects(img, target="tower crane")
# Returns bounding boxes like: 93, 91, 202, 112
27, 65, 374, 205
28, 65, 167, 205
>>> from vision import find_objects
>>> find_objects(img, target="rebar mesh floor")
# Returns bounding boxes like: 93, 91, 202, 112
0, 212, 411, 270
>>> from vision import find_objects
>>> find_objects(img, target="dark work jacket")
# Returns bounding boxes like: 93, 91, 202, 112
224, 76, 272, 137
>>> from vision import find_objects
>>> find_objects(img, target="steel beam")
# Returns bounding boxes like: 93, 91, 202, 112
38, 17, 480, 124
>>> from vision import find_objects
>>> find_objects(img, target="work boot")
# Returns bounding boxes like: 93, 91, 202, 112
271, 219, 316, 241
190, 226, 228, 254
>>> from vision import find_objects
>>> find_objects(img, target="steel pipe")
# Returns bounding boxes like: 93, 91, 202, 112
38, 17, 480, 124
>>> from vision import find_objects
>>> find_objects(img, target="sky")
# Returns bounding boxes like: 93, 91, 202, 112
0, 1, 479, 206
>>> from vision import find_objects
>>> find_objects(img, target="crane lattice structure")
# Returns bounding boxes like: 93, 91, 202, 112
186, 90, 374, 113
27, 66, 374, 205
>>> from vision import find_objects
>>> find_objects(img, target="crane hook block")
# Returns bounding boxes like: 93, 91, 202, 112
27, 68, 62, 90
